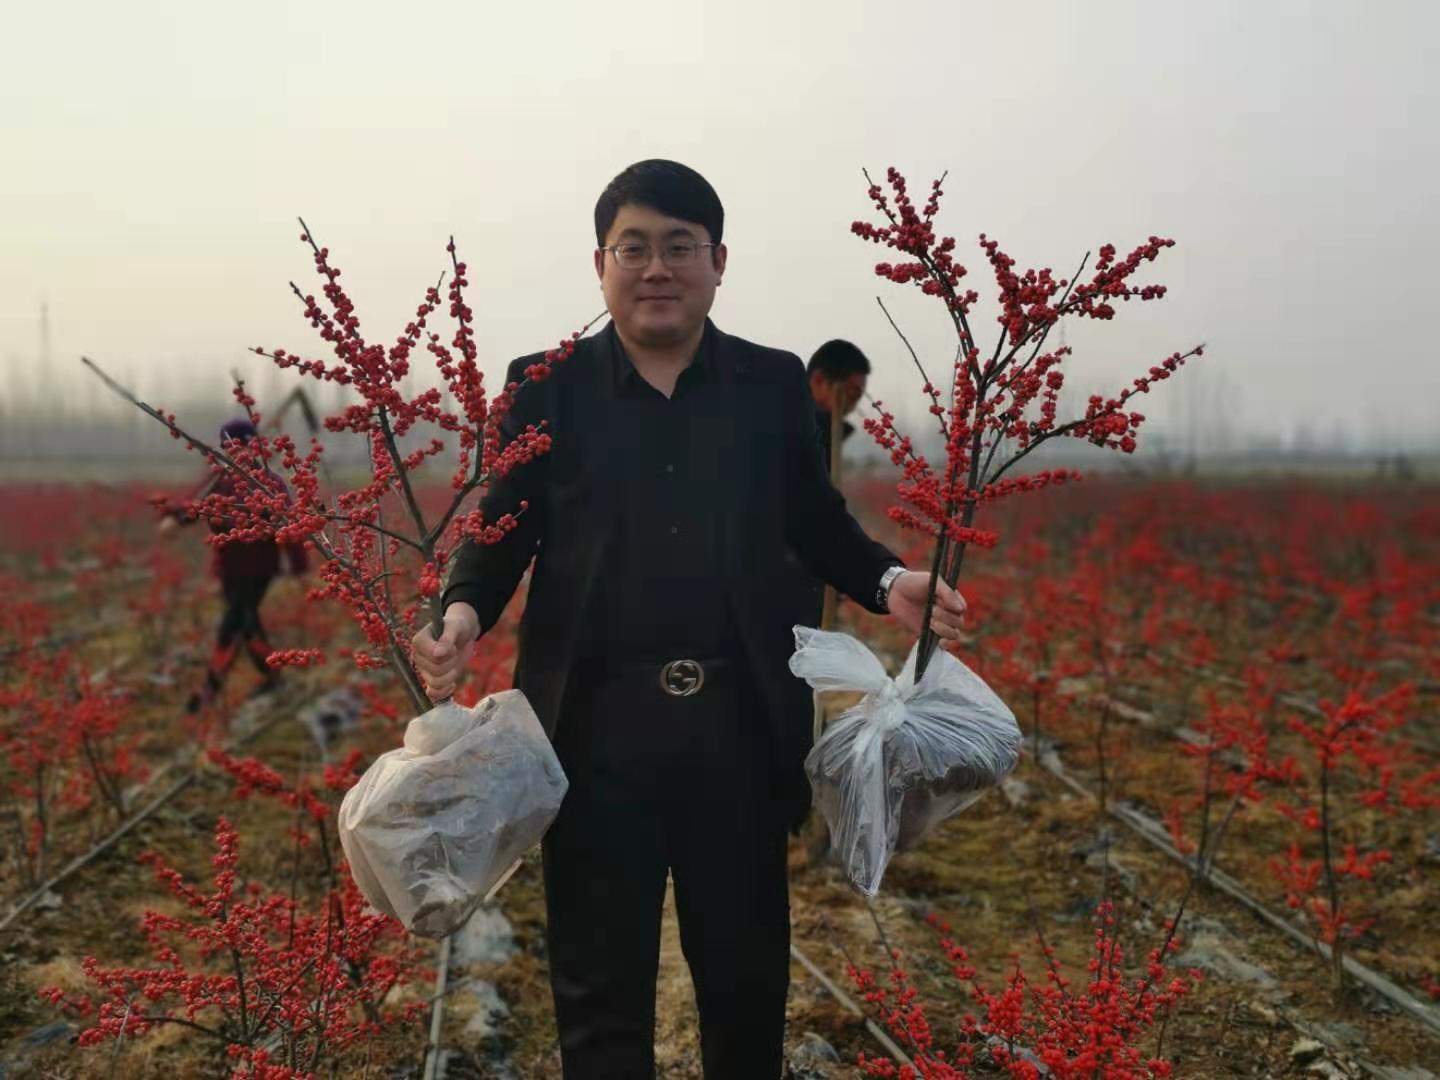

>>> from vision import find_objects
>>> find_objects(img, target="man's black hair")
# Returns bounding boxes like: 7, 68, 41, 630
594, 160, 725, 247
807, 339, 872, 380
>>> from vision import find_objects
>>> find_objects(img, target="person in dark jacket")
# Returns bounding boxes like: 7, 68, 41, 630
410, 160, 965, 1080
160, 418, 307, 714
807, 338, 870, 470
794, 339, 874, 627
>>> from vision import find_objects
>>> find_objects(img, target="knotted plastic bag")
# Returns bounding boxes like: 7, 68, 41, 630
338, 690, 567, 938
791, 626, 1021, 896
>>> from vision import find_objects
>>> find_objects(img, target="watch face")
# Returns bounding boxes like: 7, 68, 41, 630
879, 567, 903, 609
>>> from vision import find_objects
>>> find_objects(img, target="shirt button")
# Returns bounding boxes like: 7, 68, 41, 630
665, 463, 675, 473
670, 525, 679, 535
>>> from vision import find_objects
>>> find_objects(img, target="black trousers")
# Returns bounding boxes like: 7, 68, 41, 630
189, 575, 277, 713
218, 573, 273, 657
543, 659, 791, 1080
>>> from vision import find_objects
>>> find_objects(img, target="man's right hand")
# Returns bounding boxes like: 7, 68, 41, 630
411, 602, 481, 701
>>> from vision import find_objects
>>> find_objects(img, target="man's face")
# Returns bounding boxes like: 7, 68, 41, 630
594, 203, 727, 349
810, 370, 867, 416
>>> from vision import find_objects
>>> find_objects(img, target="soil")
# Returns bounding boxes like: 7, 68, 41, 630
3, 477, 1437, 1079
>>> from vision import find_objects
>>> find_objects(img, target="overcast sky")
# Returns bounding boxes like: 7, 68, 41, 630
3, 0, 1436, 450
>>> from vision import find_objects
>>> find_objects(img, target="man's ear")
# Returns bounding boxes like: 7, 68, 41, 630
712, 243, 728, 282
808, 369, 830, 408
593, 248, 606, 282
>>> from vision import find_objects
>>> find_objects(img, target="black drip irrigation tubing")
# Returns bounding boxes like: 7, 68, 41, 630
0, 685, 313, 935
1019, 645, 1440, 1038
857, 615, 1440, 1037
416, 921, 916, 1078
1029, 742, 1440, 1040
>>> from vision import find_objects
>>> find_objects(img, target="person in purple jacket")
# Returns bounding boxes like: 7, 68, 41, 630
160, 418, 307, 713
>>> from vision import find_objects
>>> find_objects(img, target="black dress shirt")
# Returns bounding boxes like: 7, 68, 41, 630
582, 328, 742, 663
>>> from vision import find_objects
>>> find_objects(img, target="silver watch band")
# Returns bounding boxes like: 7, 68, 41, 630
877, 565, 906, 612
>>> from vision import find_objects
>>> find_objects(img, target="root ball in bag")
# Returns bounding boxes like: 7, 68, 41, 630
791, 627, 1021, 896
339, 690, 567, 938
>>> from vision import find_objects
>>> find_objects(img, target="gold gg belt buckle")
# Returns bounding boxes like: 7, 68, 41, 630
660, 659, 705, 697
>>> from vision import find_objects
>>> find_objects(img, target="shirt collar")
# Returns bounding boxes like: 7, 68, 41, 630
610, 320, 717, 391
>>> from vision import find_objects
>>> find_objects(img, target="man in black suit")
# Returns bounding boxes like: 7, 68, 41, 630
412, 160, 966, 1080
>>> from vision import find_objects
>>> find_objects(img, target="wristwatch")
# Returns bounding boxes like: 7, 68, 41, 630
877, 565, 907, 612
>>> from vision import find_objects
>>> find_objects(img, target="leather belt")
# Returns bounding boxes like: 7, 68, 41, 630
608, 655, 733, 697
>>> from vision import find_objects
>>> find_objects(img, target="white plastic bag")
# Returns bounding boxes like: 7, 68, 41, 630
791, 626, 1021, 896
338, 690, 567, 938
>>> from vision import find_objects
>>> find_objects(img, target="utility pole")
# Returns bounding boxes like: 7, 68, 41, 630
40, 301, 52, 371
39, 301, 55, 454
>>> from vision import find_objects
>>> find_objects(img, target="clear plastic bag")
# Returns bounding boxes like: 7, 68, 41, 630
338, 690, 568, 938
791, 626, 1021, 896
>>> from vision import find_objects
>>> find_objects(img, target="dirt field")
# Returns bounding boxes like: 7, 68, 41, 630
2, 475, 1436, 1078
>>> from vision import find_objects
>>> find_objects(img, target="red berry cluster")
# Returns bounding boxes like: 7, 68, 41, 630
850, 906, 1200, 1078
850, 167, 1204, 601
148, 223, 599, 709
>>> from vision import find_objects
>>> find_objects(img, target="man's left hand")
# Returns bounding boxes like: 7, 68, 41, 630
888, 571, 967, 640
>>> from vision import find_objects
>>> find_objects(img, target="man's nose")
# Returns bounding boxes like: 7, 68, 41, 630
641, 252, 674, 278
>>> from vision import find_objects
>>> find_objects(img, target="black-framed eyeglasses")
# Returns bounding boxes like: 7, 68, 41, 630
600, 240, 718, 270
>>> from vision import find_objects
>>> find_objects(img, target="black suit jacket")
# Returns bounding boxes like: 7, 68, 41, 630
442, 320, 900, 789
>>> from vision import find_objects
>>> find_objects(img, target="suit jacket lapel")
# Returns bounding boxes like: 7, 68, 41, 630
582, 321, 620, 406
557, 326, 623, 602
708, 324, 756, 581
